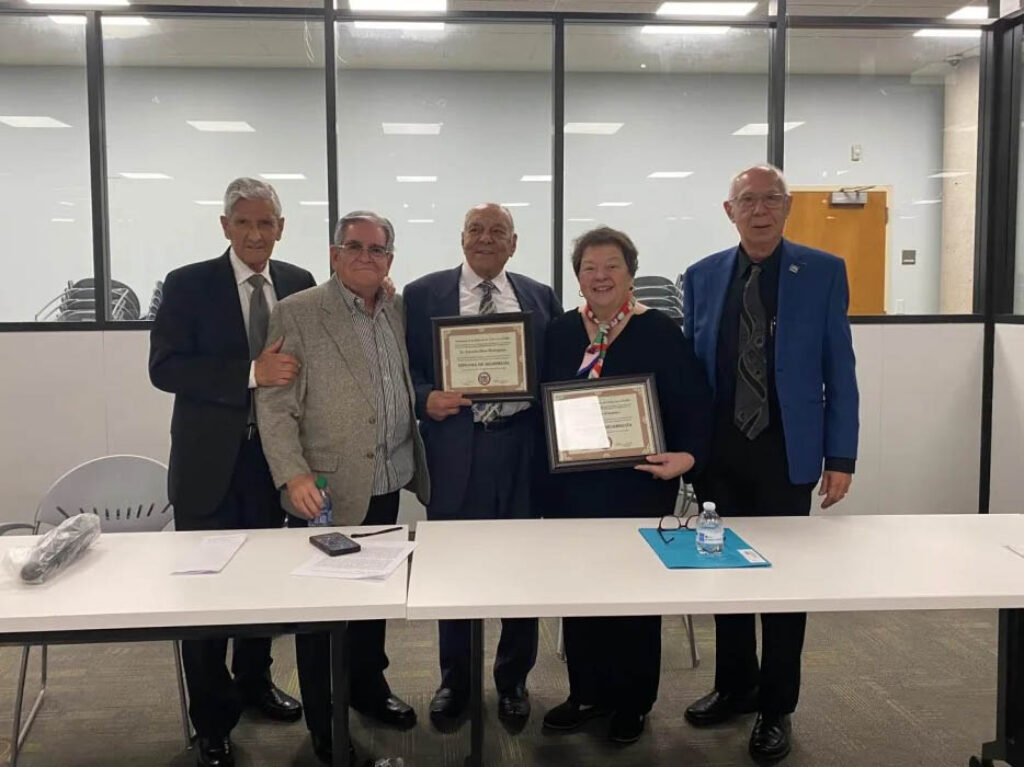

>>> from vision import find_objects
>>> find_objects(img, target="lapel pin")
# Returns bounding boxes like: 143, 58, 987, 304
789, 264, 800, 274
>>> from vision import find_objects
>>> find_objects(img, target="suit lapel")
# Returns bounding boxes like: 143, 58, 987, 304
702, 247, 737, 390
777, 239, 802, 320
506, 272, 536, 314
319, 280, 374, 405
268, 259, 288, 300
216, 250, 249, 357
437, 265, 462, 316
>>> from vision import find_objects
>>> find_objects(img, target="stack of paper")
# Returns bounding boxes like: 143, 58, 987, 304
291, 541, 416, 581
172, 534, 247, 575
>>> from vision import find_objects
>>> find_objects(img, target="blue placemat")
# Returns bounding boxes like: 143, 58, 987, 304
639, 528, 771, 569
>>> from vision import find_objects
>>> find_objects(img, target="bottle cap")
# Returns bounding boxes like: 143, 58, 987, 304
702, 501, 716, 512
315, 476, 328, 489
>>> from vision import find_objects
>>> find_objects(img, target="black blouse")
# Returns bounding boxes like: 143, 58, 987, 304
542, 309, 712, 519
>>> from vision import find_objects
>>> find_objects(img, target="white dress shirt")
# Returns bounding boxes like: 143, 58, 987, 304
458, 261, 529, 418
229, 248, 277, 389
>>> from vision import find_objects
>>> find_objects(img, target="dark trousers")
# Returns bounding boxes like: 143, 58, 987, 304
563, 615, 661, 714
288, 491, 400, 736
694, 421, 815, 715
173, 433, 286, 738
438, 420, 539, 695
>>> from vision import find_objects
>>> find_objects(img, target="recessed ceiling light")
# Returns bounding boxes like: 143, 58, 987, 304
641, 25, 732, 34
194, 200, 222, 206
501, 202, 530, 207
353, 21, 445, 30
913, 28, 981, 38
568, 218, 596, 222
27, 0, 129, 5
947, 5, 988, 19
187, 120, 255, 132
928, 170, 971, 178
912, 199, 942, 205
299, 201, 328, 206
657, 2, 756, 16
521, 175, 552, 182
598, 202, 633, 207
0, 115, 71, 128
382, 122, 443, 135
408, 218, 435, 223
732, 121, 804, 135
48, 15, 86, 24
348, 0, 446, 9
50, 13, 147, 25
51, 218, 75, 223
648, 171, 694, 179
565, 122, 623, 135
120, 172, 172, 179
259, 173, 306, 180
396, 175, 437, 182
58, 201, 74, 206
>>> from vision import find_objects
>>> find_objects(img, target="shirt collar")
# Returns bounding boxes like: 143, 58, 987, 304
334, 275, 386, 317
735, 242, 782, 278
229, 248, 275, 289
461, 261, 511, 296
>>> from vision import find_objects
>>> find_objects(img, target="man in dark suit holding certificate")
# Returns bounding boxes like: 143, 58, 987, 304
681, 165, 859, 764
404, 202, 562, 731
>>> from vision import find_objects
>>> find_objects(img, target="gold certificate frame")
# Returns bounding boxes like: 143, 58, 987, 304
541, 374, 666, 473
432, 312, 536, 402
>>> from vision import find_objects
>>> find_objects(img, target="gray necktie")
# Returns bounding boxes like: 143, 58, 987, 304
247, 274, 269, 361
735, 264, 769, 440
473, 280, 501, 424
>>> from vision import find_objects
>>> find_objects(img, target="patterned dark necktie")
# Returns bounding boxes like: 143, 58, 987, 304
735, 263, 769, 439
247, 274, 269, 360
473, 280, 501, 424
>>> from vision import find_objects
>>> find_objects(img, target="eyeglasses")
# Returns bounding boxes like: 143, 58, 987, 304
338, 240, 390, 259
657, 514, 697, 545
729, 193, 788, 212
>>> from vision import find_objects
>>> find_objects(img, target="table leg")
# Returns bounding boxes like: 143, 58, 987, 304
331, 622, 351, 767
973, 608, 1024, 767
465, 618, 484, 767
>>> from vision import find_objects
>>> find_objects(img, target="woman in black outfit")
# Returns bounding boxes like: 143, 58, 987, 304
541, 226, 712, 744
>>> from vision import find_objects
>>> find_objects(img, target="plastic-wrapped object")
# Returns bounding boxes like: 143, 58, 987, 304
4, 514, 101, 584
373, 760, 404, 767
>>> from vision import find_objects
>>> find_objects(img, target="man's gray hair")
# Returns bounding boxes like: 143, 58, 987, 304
463, 202, 516, 233
333, 210, 396, 251
728, 164, 790, 199
223, 177, 283, 218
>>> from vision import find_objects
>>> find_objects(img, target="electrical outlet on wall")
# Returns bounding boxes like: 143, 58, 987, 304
895, 298, 906, 314
851, 144, 862, 162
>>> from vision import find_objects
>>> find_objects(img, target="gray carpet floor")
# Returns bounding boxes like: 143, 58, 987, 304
0, 611, 1003, 767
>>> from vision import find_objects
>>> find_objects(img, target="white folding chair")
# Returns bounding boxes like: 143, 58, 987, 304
0, 455, 191, 766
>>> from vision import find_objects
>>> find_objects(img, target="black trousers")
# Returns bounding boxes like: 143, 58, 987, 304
288, 491, 400, 736
438, 420, 539, 695
173, 433, 286, 738
694, 421, 815, 716
563, 615, 661, 714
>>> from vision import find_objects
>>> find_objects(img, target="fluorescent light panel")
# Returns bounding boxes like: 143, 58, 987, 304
187, 120, 254, 132
396, 175, 437, 182
732, 121, 804, 135
657, 2, 756, 16
408, 218, 435, 223
353, 21, 444, 30
913, 28, 981, 37
565, 122, 623, 135
27, 0, 129, 5
51, 218, 75, 223
912, 199, 942, 205
348, 0, 446, 9
0, 115, 70, 128
382, 122, 442, 135
928, 170, 971, 178
119, 172, 171, 179
501, 202, 530, 207
300, 201, 328, 206
259, 172, 306, 180
947, 5, 988, 19
648, 171, 694, 179
521, 174, 552, 182
51, 14, 149, 24
194, 200, 222, 206
568, 218, 595, 222
598, 202, 633, 207
641, 25, 732, 34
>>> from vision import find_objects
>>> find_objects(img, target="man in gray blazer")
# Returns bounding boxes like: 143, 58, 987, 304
256, 210, 428, 766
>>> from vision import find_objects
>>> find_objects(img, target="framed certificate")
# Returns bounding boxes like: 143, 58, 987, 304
432, 312, 536, 402
541, 374, 666, 473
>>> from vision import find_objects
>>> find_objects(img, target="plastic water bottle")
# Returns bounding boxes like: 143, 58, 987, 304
312, 476, 332, 527
696, 501, 724, 555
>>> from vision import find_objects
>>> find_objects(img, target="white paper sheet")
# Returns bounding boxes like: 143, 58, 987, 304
171, 533, 247, 575
290, 540, 417, 581
553, 395, 610, 451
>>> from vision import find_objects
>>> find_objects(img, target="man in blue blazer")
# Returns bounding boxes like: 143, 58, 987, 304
404, 203, 562, 731
681, 165, 858, 764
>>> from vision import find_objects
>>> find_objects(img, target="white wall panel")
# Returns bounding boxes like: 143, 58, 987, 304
102, 330, 172, 462
991, 324, 1024, 515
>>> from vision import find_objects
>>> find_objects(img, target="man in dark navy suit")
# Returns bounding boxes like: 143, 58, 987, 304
404, 203, 562, 732
150, 178, 313, 767
681, 165, 859, 764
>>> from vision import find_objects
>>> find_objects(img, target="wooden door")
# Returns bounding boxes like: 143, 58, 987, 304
784, 190, 887, 315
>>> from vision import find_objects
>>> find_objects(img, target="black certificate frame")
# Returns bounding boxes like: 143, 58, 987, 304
541, 373, 667, 473
431, 312, 537, 403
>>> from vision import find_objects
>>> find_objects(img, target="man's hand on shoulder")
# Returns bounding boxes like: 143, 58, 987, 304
255, 337, 300, 387
426, 390, 472, 421
286, 473, 321, 520
818, 470, 852, 509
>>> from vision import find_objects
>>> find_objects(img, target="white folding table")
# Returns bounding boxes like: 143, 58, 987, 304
406, 514, 1024, 767
0, 525, 410, 767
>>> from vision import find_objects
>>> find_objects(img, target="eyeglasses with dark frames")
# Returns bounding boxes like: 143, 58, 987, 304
657, 513, 697, 545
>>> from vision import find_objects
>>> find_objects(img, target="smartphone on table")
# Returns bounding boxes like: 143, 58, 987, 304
309, 532, 361, 557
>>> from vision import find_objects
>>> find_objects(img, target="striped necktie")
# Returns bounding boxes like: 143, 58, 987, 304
473, 280, 501, 424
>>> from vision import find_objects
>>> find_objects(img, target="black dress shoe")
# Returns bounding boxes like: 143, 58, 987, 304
429, 686, 467, 729
608, 711, 646, 744
497, 684, 531, 730
241, 682, 303, 722
352, 693, 417, 730
749, 713, 792, 764
310, 731, 358, 766
542, 698, 610, 731
684, 688, 759, 727
196, 736, 234, 767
